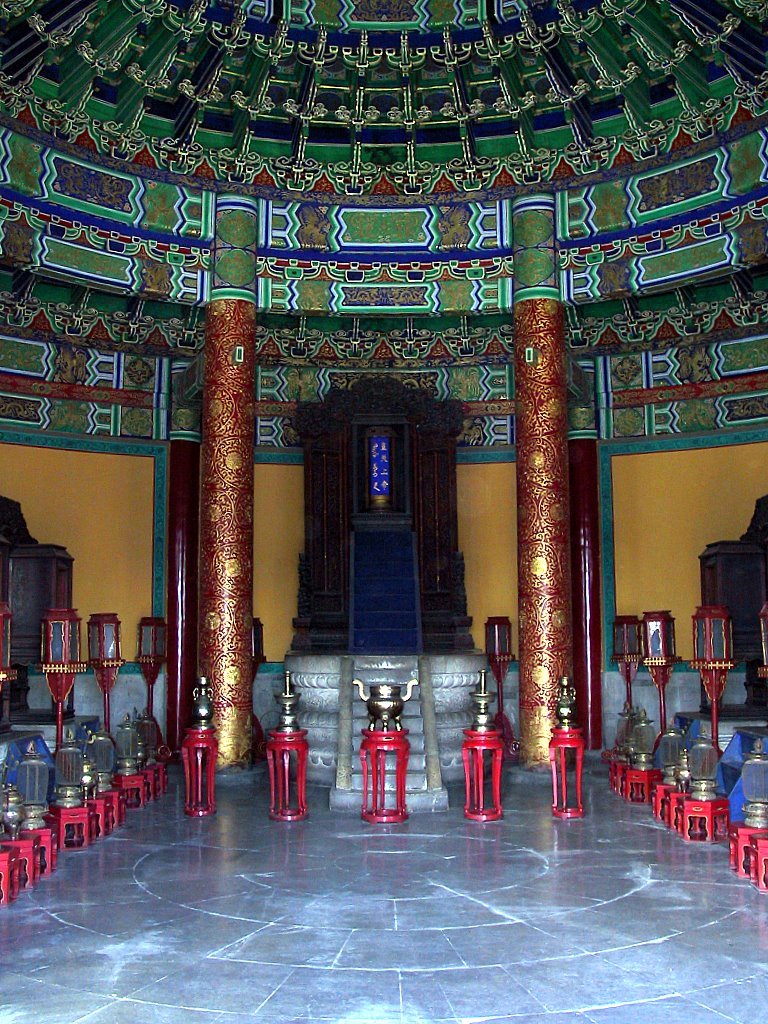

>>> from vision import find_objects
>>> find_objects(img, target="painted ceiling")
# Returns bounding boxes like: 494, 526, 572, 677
0, 0, 766, 191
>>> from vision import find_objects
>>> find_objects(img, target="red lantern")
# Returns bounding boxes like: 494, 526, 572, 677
691, 605, 735, 753
137, 616, 167, 748
641, 611, 680, 739
484, 616, 517, 758
39, 609, 87, 752
87, 613, 124, 734
612, 615, 644, 707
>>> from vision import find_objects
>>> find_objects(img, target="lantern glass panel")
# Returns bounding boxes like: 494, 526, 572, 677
647, 620, 663, 656
1, 612, 10, 668
664, 618, 676, 656
630, 719, 655, 757
51, 621, 64, 661
760, 605, 768, 664
626, 624, 640, 656
690, 740, 718, 782
115, 722, 138, 760
16, 753, 50, 806
155, 625, 166, 655
104, 623, 116, 659
88, 732, 115, 774
712, 620, 725, 660
68, 622, 79, 661
140, 625, 153, 656
658, 729, 683, 768
55, 745, 83, 787
613, 623, 625, 658
743, 753, 768, 803
695, 618, 706, 660
88, 623, 99, 660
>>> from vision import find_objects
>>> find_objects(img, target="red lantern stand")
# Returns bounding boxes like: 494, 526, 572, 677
24, 826, 58, 875
87, 613, 124, 735
612, 615, 644, 711
730, 822, 765, 877
484, 617, 518, 759
44, 805, 91, 850
0, 845, 20, 903
624, 765, 662, 805
182, 725, 218, 817
137, 616, 168, 756
691, 606, 735, 755
102, 788, 126, 827
40, 609, 87, 753
652, 781, 677, 822
747, 831, 768, 892
549, 727, 585, 819
462, 729, 504, 821
85, 793, 114, 838
1, 834, 41, 889
360, 729, 410, 824
641, 611, 680, 746
266, 729, 309, 821
680, 796, 730, 843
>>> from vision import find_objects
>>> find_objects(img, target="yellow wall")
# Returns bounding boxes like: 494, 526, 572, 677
253, 463, 304, 661
457, 461, 518, 651
0, 442, 155, 653
612, 440, 768, 660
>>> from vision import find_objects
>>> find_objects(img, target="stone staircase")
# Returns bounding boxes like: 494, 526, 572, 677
329, 654, 449, 813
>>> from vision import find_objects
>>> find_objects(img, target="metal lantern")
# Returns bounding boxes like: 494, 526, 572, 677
612, 615, 644, 706
658, 728, 685, 786
742, 739, 768, 829
691, 605, 735, 753
87, 729, 116, 792
641, 610, 680, 738
484, 616, 517, 758
40, 608, 87, 752
137, 616, 166, 729
689, 738, 720, 802
88, 612, 125, 733
758, 602, 768, 680
16, 745, 50, 830
54, 730, 84, 808
115, 714, 139, 775
137, 710, 157, 764
628, 709, 656, 769
2, 783, 25, 838
675, 747, 692, 793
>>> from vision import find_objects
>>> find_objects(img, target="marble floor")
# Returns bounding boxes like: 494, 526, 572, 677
2, 759, 767, 1024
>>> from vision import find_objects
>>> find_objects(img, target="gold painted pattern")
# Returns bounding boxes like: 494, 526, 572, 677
199, 299, 256, 769
515, 297, 573, 766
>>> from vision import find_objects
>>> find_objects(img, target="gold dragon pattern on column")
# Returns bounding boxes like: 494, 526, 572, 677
513, 195, 573, 767
199, 299, 256, 767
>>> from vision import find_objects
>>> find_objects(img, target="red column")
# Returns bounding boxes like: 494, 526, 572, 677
568, 439, 602, 749
166, 439, 200, 754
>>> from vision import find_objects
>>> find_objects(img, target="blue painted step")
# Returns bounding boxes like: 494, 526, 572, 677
350, 530, 421, 653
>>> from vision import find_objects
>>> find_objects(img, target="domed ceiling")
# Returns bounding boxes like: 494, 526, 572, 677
0, 0, 766, 191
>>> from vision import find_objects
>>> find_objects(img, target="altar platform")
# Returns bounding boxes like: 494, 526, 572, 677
1, 759, 765, 1023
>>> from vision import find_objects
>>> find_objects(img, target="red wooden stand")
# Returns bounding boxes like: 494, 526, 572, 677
2, 834, 41, 888
44, 806, 91, 850
610, 759, 628, 797
182, 726, 218, 817
680, 796, 729, 842
0, 845, 20, 903
360, 729, 409, 824
748, 831, 768, 891
653, 781, 676, 822
102, 788, 126, 827
147, 761, 167, 797
729, 822, 764, 877
462, 728, 504, 821
624, 767, 662, 804
549, 726, 585, 819
266, 729, 309, 821
25, 826, 58, 875
86, 795, 114, 838
668, 791, 686, 832
139, 768, 156, 803
112, 773, 146, 809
